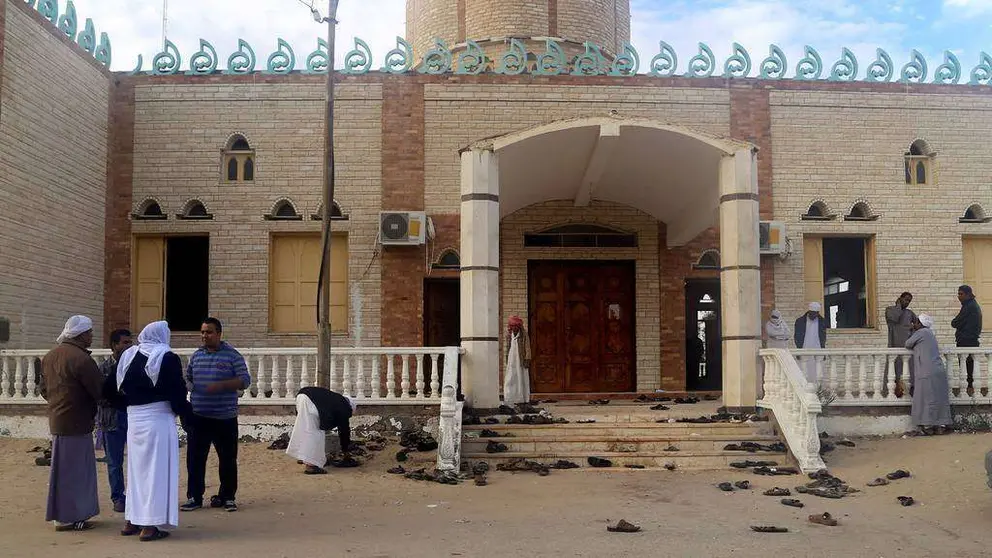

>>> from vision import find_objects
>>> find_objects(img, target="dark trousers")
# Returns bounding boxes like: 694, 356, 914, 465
958, 340, 979, 388
103, 411, 128, 504
186, 415, 239, 503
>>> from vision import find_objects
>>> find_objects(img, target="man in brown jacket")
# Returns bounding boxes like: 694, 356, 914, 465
40, 315, 103, 531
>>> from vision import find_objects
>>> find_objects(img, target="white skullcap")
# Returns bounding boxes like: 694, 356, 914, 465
808, 302, 822, 312
918, 314, 934, 328
345, 395, 357, 414
57, 315, 93, 344
770, 309, 782, 319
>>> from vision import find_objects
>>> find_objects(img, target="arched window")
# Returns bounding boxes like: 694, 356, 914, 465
178, 199, 213, 220
223, 134, 255, 182
905, 140, 934, 186
693, 250, 720, 270
844, 201, 878, 221
433, 249, 461, 270
133, 199, 167, 220
523, 223, 637, 248
311, 201, 349, 221
266, 199, 302, 220
801, 201, 834, 221
961, 204, 990, 223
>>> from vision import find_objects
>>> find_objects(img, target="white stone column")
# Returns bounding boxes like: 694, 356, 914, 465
459, 147, 501, 408
719, 148, 762, 411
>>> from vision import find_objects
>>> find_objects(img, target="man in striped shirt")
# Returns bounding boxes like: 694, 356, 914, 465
180, 317, 251, 513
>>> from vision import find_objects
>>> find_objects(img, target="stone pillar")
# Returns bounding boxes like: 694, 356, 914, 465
459, 148, 501, 408
719, 148, 762, 411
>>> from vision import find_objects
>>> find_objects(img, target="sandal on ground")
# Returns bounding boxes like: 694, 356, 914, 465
607, 519, 641, 533
867, 477, 889, 487
55, 521, 94, 532
750, 525, 788, 533
898, 496, 915, 506
886, 469, 911, 480
734, 480, 751, 490
808, 512, 838, 526
139, 529, 171, 542
717, 482, 734, 492
763, 487, 791, 496
781, 498, 804, 508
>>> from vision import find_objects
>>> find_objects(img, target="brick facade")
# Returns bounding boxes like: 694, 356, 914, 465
104, 77, 136, 338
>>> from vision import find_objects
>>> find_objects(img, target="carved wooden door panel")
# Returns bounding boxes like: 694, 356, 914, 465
562, 266, 598, 392
529, 263, 564, 393
597, 264, 636, 392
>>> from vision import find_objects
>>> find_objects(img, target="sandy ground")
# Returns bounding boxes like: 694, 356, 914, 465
1, 433, 991, 558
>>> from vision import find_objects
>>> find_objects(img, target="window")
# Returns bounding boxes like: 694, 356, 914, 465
223, 135, 255, 182
803, 236, 877, 329
693, 250, 720, 270
961, 205, 990, 223
523, 224, 637, 248
802, 201, 834, 221
177, 200, 213, 220
133, 199, 167, 220
311, 201, 349, 221
844, 202, 877, 221
270, 234, 348, 333
133, 236, 209, 332
266, 199, 302, 221
904, 140, 934, 186
433, 249, 460, 270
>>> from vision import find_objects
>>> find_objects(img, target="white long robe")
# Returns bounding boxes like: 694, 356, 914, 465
802, 317, 823, 384
503, 332, 530, 405
126, 401, 179, 530
286, 394, 326, 467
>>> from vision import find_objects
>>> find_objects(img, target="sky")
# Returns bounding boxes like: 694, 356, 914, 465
63, 0, 992, 77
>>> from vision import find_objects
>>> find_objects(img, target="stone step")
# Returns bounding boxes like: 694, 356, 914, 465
463, 434, 781, 454
462, 451, 791, 471
463, 422, 774, 438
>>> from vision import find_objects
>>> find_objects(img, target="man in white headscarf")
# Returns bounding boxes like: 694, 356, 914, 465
795, 303, 828, 383
905, 313, 952, 435
765, 310, 791, 350
287, 387, 358, 474
108, 321, 191, 542
40, 315, 103, 532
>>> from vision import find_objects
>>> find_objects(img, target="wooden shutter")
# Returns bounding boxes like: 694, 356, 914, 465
803, 236, 824, 314
271, 235, 304, 332
329, 234, 349, 333
963, 237, 992, 331
134, 237, 165, 330
270, 234, 346, 334
864, 237, 877, 328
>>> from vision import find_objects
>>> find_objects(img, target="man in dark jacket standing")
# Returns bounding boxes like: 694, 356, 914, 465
795, 302, 828, 383
952, 285, 983, 390
97, 329, 132, 513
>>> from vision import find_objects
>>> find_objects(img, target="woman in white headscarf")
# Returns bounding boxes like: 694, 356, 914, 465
905, 313, 953, 435
765, 310, 791, 350
105, 321, 190, 542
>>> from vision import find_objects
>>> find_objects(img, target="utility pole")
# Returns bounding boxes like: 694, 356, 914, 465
314, 0, 339, 389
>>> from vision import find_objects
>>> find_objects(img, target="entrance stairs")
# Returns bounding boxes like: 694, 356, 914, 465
462, 399, 790, 471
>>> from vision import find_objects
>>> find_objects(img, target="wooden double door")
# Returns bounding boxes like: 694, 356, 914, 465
529, 261, 636, 393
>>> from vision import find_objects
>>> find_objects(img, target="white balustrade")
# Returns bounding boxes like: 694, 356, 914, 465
758, 348, 826, 473
0, 347, 463, 405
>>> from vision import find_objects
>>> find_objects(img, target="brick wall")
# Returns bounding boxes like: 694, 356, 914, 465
0, 0, 109, 347
104, 77, 135, 338
557, 0, 628, 54
464, 0, 549, 41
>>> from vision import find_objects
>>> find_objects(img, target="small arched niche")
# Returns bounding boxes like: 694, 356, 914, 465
177, 199, 213, 220
961, 204, 991, 223
133, 198, 167, 220
432, 249, 461, 270
904, 139, 935, 186
223, 133, 255, 183
311, 200, 349, 221
801, 200, 835, 221
693, 249, 720, 270
265, 198, 302, 221
844, 201, 878, 222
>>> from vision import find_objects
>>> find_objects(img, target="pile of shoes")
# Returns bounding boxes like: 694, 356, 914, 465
403, 468, 461, 485
400, 430, 439, 452
266, 432, 290, 450
794, 469, 859, 499
496, 458, 551, 476
29, 443, 52, 467
724, 441, 786, 453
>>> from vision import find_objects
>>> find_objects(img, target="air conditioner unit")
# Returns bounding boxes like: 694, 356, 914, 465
379, 211, 427, 246
759, 221, 786, 255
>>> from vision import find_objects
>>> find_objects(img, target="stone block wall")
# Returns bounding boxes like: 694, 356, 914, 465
0, 0, 109, 347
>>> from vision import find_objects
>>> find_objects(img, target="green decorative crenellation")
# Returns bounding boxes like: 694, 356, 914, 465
759, 45, 787, 79
76, 17, 95, 53
225, 39, 257, 74
57, 0, 77, 40
795, 45, 823, 80
341, 38, 372, 75
186, 39, 217, 75
418, 38, 453, 74
970, 52, 992, 86
723, 43, 751, 78
152, 39, 181, 75
307, 38, 330, 74
829, 48, 858, 81
265, 39, 296, 74
933, 51, 961, 84
381, 37, 413, 74
609, 42, 640, 76
685, 43, 716, 78
95, 32, 111, 68
36, 0, 57, 24
900, 49, 928, 83
496, 39, 527, 75
866, 48, 894, 82
455, 40, 486, 75
130, 54, 144, 75
534, 39, 567, 76
649, 41, 678, 77
573, 42, 606, 76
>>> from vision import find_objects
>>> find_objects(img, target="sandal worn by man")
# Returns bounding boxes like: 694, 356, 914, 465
304, 466, 328, 475
121, 522, 140, 537
808, 512, 838, 526
55, 521, 94, 532
139, 528, 171, 542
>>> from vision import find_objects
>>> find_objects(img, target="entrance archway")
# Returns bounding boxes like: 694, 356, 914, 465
458, 117, 761, 410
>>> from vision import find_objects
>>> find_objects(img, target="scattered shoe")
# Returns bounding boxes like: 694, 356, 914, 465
781, 498, 804, 508
472, 462, 490, 475
396, 450, 410, 462
718, 482, 734, 492
731, 460, 778, 469
750, 526, 788, 533
867, 478, 889, 487
479, 429, 501, 438
588, 399, 611, 406
663, 462, 677, 471
35, 456, 51, 467
332, 457, 360, 468
474, 474, 488, 486
664, 445, 679, 452
808, 512, 838, 527
898, 496, 915, 507
674, 397, 700, 404
550, 460, 580, 470
886, 469, 911, 480
734, 480, 751, 490
387, 466, 406, 475
837, 440, 856, 447
484, 417, 500, 425
267, 433, 290, 450
497, 404, 517, 416
485, 441, 509, 454
625, 464, 646, 469
753, 466, 800, 476
763, 487, 791, 496
650, 404, 671, 411
588, 457, 613, 468
576, 419, 597, 424
607, 519, 641, 533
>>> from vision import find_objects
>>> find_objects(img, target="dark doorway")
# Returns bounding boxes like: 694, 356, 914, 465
165, 236, 209, 332
423, 278, 460, 396
685, 279, 721, 391
528, 260, 636, 393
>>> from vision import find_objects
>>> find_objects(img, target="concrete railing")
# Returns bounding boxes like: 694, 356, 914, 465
758, 348, 826, 473
792, 347, 992, 406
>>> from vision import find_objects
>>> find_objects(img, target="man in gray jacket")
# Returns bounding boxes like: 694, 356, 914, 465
886, 292, 916, 394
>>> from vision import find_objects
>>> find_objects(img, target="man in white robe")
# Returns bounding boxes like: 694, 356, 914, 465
503, 316, 530, 405
286, 387, 357, 474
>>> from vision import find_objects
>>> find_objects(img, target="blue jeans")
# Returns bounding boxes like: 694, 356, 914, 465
103, 411, 128, 504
